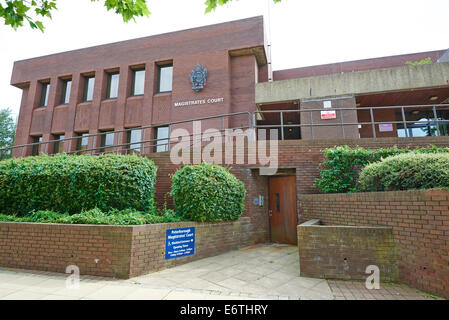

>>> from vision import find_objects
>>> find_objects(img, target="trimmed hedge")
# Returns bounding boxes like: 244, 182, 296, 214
170, 164, 246, 222
0, 208, 182, 225
315, 145, 449, 193
0, 154, 157, 215
358, 153, 449, 192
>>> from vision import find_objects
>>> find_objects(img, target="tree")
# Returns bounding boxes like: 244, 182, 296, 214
1, 0, 282, 32
205, 0, 281, 13
0, 0, 150, 32
0, 108, 16, 160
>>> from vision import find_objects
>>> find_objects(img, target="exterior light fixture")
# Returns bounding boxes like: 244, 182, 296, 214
429, 96, 439, 101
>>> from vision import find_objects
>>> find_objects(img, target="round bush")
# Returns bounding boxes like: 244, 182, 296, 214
357, 153, 449, 192
170, 164, 246, 222
0, 154, 157, 215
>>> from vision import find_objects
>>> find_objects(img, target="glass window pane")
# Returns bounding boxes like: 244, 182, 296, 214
40, 83, 50, 107
54, 135, 65, 154
63, 80, 71, 104
101, 132, 115, 153
132, 70, 145, 96
108, 73, 119, 99
155, 127, 169, 152
77, 133, 89, 155
159, 66, 173, 92
32, 136, 42, 156
84, 77, 95, 102
127, 129, 142, 154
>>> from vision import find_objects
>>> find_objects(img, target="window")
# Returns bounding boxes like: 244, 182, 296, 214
32, 136, 42, 156
130, 69, 145, 96
82, 76, 95, 102
53, 135, 65, 154
157, 64, 173, 93
154, 126, 169, 152
39, 82, 50, 107
106, 72, 120, 99
60, 79, 72, 105
100, 131, 115, 154
127, 128, 142, 154
76, 133, 89, 154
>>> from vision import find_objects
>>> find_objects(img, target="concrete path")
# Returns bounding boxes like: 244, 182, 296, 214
0, 244, 441, 300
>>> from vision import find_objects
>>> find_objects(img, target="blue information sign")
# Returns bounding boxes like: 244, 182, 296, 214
165, 227, 195, 259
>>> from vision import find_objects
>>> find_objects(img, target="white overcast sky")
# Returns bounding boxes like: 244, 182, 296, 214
1, 0, 448, 118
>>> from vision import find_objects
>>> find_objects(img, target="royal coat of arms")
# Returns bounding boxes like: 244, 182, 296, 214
190, 63, 207, 92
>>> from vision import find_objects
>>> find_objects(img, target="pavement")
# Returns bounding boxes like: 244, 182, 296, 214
0, 244, 442, 300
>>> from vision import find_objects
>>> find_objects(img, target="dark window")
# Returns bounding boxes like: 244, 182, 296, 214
82, 76, 95, 102
32, 136, 42, 156
157, 64, 173, 93
53, 135, 65, 154
154, 126, 169, 152
76, 133, 89, 154
39, 83, 50, 107
127, 128, 142, 154
130, 69, 145, 96
275, 193, 280, 213
100, 131, 115, 154
60, 79, 72, 105
106, 72, 120, 99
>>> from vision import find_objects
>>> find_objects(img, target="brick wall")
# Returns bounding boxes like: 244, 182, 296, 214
299, 190, 449, 298
297, 219, 398, 281
0, 217, 265, 279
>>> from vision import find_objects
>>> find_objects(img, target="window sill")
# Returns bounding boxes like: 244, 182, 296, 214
154, 91, 172, 97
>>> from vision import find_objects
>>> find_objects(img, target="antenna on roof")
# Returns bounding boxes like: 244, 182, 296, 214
266, 0, 273, 82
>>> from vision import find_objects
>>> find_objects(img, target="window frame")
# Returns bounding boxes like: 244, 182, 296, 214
32, 136, 42, 156
82, 75, 95, 102
38, 82, 50, 107
156, 63, 173, 93
126, 128, 143, 154
154, 126, 169, 153
53, 134, 65, 154
60, 79, 72, 105
105, 71, 120, 99
130, 68, 146, 96
76, 132, 89, 155
100, 131, 115, 154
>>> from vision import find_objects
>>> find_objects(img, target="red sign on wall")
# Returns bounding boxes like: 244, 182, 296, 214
320, 110, 336, 120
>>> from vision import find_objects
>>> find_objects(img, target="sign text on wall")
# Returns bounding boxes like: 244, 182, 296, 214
174, 97, 224, 107
165, 227, 195, 259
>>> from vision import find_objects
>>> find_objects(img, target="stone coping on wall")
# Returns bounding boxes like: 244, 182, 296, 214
299, 189, 449, 298
0, 217, 264, 279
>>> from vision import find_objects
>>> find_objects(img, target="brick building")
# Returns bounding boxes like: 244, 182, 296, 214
6, 16, 449, 246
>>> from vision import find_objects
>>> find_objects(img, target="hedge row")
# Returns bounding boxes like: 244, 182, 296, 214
0, 209, 182, 225
358, 153, 449, 192
0, 154, 157, 215
315, 145, 449, 193
171, 163, 246, 222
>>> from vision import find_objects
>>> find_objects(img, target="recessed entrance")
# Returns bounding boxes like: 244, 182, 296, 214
268, 176, 298, 245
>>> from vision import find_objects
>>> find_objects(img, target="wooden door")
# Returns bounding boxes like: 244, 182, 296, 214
268, 176, 298, 244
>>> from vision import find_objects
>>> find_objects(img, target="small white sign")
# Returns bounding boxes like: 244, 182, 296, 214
321, 110, 336, 120
323, 100, 332, 109
379, 124, 393, 132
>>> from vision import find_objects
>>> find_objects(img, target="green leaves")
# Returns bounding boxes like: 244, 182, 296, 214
315, 145, 449, 194
0, 108, 16, 160
0, 153, 157, 215
170, 163, 246, 222
358, 153, 449, 192
1, 0, 150, 32
204, 0, 282, 13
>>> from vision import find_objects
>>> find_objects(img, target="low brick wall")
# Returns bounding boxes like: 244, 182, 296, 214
0, 217, 262, 279
298, 219, 398, 281
299, 190, 449, 298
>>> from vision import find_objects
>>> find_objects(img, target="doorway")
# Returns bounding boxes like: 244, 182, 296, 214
268, 176, 298, 245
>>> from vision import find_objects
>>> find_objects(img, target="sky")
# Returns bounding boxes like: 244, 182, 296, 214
0, 0, 448, 119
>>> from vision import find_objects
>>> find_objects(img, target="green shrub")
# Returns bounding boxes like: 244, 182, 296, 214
170, 163, 246, 222
0, 154, 157, 215
0, 208, 182, 225
315, 145, 449, 193
358, 153, 449, 192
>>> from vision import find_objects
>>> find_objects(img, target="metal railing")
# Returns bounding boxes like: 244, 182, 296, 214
0, 111, 252, 159
254, 104, 449, 140
1, 104, 449, 159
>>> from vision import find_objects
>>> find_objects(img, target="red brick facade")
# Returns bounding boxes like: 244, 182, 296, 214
299, 190, 449, 298
0, 217, 266, 279
297, 220, 398, 282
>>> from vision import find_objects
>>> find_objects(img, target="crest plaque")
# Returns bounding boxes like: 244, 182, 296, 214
190, 63, 207, 92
